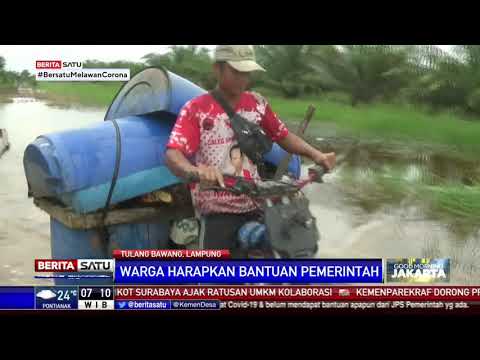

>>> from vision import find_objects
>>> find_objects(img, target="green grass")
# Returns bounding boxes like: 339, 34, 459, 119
338, 170, 415, 211
0, 83, 17, 95
338, 169, 480, 234
37, 82, 123, 107
270, 97, 480, 159
421, 183, 480, 237
423, 184, 480, 222
36, 82, 480, 158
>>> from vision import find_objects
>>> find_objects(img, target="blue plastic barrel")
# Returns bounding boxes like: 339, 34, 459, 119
24, 114, 181, 213
24, 116, 301, 214
105, 67, 207, 120
264, 144, 301, 179
50, 218, 170, 285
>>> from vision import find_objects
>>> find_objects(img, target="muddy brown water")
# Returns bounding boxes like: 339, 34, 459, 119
0, 98, 479, 285
0, 98, 103, 285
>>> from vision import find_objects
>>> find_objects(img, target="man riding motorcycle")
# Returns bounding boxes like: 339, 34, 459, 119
165, 45, 335, 257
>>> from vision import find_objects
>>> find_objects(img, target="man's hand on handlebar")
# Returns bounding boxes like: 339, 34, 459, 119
196, 163, 225, 188
312, 151, 336, 171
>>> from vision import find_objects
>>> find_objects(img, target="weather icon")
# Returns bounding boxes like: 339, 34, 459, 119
36, 289, 57, 300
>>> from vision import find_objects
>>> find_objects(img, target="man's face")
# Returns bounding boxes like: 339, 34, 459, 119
230, 148, 243, 171
215, 63, 251, 96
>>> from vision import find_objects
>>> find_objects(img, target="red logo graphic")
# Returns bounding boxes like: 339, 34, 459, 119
202, 118, 214, 131
36, 60, 62, 69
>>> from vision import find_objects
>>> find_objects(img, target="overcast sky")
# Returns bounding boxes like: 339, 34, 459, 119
0, 45, 453, 73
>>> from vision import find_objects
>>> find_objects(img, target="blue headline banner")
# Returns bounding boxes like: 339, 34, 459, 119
0, 287, 35, 309
114, 259, 383, 284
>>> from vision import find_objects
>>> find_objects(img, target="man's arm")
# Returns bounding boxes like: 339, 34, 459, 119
277, 132, 336, 170
165, 149, 225, 187
257, 97, 336, 171
165, 149, 198, 179
165, 99, 224, 188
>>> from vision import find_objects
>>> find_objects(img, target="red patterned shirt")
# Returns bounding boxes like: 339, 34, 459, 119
166, 91, 289, 215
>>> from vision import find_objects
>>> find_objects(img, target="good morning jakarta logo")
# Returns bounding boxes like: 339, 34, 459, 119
386, 258, 450, 283
36, 60, 82, 69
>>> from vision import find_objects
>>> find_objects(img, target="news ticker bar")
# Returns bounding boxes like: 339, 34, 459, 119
2, 286, 480, 311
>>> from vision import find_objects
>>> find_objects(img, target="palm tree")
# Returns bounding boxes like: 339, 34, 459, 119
83, 59, 146, 78
310, 45, 418, 106
142, 46, 214, 88
408, 45, 480, 115
141, 52, 171, 68
0, 56, 6, 85
254, 45, 327, 98
253, 45, 418, 103
18, 70, 37, 88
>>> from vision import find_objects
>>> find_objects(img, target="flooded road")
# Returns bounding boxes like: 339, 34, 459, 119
0, 98, 479, 285
0, 98, 104, 285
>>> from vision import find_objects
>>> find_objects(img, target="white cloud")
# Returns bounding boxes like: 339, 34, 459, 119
36, 289, 57, 300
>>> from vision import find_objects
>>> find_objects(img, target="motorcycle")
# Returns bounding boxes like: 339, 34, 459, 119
174, 165, 327, 259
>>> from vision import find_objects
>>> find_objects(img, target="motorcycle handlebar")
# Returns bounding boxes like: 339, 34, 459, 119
185, 164, 327, 196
